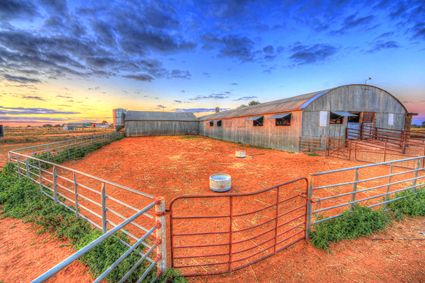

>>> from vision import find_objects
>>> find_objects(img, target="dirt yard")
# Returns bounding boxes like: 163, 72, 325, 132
0, 216, 92, 283
63, 136, 363, 203
195, 216, 425, 283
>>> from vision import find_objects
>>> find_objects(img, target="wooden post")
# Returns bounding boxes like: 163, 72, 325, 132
155, 196, 167, 276
101, 183, 107, 233
351, 168, 359, 210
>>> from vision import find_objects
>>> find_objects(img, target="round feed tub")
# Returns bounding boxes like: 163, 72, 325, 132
209, 173, 232, 192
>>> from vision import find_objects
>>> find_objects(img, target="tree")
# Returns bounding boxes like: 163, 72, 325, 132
422, 121, 425, 128
248, 100, 260, 106
102, 120, 108, 124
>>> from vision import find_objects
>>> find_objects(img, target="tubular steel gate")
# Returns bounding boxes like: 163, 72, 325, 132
168, 178, 308, 277
7, 133, 167, 282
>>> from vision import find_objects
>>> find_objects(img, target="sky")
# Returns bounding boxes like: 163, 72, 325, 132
0, 0, 424, 126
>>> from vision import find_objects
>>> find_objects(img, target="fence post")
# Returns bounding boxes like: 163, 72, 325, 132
53, 166, 58, 203
17, 156, 21, 178
38, 160, 43, 193
412, 159, 420, 192
74, 172, 79, 218
305, 175, 313, 239
273, 187, 280, 253
101, 183, 107, 233
155, 196, 167, 276
351, 168, 359, 210
227, 196, 233, 273
384, 164, 393, 209
25, 158, 30, 177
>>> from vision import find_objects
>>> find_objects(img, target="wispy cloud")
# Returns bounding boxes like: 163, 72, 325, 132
189, 93, 230, 100
0, 106, 80, 115
22, 95, 45, 101
289, 44, 339, 65
234, 96, 257, 101
3, 74, 41, 84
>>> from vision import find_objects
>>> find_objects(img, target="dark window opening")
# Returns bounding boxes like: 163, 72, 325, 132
348, 112, 361, 123
217, 120, 222, 127
330, 112, 344, 124
362, 112, 375, 123
276, 114, 291, 126
209, 121, 214, 127
253, 116, 264, 127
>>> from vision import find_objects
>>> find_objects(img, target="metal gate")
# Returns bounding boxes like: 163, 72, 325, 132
168, 178, 308, 276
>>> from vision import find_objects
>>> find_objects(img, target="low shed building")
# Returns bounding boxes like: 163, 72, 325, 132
199, 84, 409, 152
125, 111, 199, 136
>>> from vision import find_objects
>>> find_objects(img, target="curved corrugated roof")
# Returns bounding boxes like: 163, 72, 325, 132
199, 84, 407, 120
125, 111, 197, 121
199, 89, 329, 120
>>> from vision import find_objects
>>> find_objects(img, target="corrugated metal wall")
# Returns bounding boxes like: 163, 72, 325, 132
301, 85, 407, 149
125, 121, 199, 136
200, 111, 302, 152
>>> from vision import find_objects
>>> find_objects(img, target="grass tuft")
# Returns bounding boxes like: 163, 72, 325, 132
0, 166, 185, 282
310, 205, 391, 250
387, 188, 425, 219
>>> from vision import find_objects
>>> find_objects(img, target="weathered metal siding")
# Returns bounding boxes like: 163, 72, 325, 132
126, 121, 199, 136
301, 85, 407, 147
200, 111, 302, 151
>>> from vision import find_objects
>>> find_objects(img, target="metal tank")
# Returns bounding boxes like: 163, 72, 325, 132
112, 108, 126, 131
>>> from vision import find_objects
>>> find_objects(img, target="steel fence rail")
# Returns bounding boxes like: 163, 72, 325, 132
7, 132, 167, 282
308, 156, 425, 226
31, 202, 157, 283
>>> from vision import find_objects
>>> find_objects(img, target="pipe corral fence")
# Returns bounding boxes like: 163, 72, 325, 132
8, 133, 167, 282
5, 132, 425, 280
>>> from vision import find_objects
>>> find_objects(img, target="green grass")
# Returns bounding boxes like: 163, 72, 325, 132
387, 188, 425, 219
310, 205, 391, 249
307, 152, 320, 156
0, 167, 185, 282
311, 188, 425, 250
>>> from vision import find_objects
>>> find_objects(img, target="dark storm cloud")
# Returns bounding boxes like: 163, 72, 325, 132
0, 106, 79, 115
234, 96, 257, 101
367, 41, 400, 53
189, 93, 230, 100
203, 34, 255, 62
0, 0, 38, 20
0, 1, 195, 84
289, 44, 339, 65
2, 74, 41, 83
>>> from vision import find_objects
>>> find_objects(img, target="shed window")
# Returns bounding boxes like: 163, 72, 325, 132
253, 116, 264, 127
348, 112, 361, 123
209, 121, 214, 127
330, 112, 344, 124
275, 114, 291, 126
217, 120, 222, 127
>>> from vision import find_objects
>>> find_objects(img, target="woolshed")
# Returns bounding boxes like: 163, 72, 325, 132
124, 111, 199, 136
199, 84, 409, 152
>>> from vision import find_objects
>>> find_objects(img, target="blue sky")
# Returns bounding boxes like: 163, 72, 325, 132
0, 0, 424, 125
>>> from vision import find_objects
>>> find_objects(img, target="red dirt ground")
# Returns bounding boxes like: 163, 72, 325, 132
0, 216, 92, 283
195, 216, 425, 283
58, 136, 425, 282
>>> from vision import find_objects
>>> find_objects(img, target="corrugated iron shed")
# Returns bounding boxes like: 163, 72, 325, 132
125, 111, 197, 121
199, 89, 330, 120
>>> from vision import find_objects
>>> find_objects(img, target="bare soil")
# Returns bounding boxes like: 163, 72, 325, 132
194, 216, 425, 283
0, 216, 92, 283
